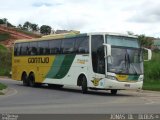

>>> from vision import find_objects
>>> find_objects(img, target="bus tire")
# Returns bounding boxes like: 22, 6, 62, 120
111, 90, 117, 95
28, 73, 36, 87
81, 76, 88, 94
22, 73, 29, 86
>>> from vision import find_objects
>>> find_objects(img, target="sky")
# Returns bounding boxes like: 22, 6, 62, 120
0, 0, 160, 37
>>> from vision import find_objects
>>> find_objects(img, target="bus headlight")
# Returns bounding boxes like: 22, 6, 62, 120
106, 75, 117, 80
138, 77, 143, 82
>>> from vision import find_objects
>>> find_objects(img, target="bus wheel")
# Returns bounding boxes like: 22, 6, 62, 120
111, 90, 117, 95
22, 73, 29, 86
81, 76, 88, 94
28, 73, 36, 87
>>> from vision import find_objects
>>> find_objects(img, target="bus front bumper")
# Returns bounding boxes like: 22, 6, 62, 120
104, 80, 143, 90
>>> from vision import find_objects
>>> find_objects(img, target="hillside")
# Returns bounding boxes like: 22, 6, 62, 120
0, 25, 41, 47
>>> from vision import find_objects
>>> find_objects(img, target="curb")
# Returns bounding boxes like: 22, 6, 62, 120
0, 76, 11, 79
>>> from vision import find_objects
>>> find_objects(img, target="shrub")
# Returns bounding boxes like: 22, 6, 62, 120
144, 51, 160, 82
0, 33, 11, 41
0, 45, 12, 76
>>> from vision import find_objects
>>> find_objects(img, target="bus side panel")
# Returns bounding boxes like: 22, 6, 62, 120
42, 54, 90, 86
35, 56, 56, 83
12, 56, 37, 81
61, 54, 89, 86
43, 54, 76, 85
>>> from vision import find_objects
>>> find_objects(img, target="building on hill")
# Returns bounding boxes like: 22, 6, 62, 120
55, 30, 80, 34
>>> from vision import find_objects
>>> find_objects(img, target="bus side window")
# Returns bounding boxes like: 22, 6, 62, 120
49, 40, 61, 54
38, 41, 49, 55
61, 38, 75, 54
16, 43, 22, 56
21, 42, 29, 55
29, 42, 38, 55
75, 37, 89, 54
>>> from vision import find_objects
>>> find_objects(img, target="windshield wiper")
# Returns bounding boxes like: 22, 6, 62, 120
127, 54, 130, 68
125, 53, 130, 69
128, 51, 141, 75
125, 53, 127, 68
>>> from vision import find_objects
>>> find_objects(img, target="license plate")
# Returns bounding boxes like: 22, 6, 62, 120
124, 84, 130, 87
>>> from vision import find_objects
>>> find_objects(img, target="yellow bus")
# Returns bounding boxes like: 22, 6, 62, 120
12, 32, 152, 94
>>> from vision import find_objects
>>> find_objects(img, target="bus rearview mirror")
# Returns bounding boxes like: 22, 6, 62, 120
143, 48, 152, 61
103, 43, 111, 56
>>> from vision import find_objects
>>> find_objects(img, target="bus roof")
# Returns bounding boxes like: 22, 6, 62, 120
14, 32, 87, 43
90, 32, 138, 38
14, 32, 137, 43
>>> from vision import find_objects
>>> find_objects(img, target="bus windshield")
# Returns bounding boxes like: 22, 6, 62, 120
107, 47, 143, 75
106, 35, 143, 75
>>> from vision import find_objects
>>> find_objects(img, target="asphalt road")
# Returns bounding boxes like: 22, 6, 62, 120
0, 78, 160, 114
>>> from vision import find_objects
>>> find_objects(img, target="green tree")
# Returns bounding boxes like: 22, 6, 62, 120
23, 21, 31, 31
138, 34, 154, 48
0, 18, 7, 24
17, 24, 23, 29
30, 24, 39, 32
0, 19, 4, 24
0, 18, 14, 27
40, 25, 51, 35
22, 21, 39, 32
2, 18, 7, 24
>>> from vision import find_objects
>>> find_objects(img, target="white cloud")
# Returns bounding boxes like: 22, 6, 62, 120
0, 0, 160, 37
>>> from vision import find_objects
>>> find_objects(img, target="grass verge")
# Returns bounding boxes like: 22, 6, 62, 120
143, 51, 160, 91
0, 83, 7, 95
0, 83, 7, 90
143, 81, 160, 91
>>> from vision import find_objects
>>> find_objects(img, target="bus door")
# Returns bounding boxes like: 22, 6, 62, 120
91, 35, 106, 88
